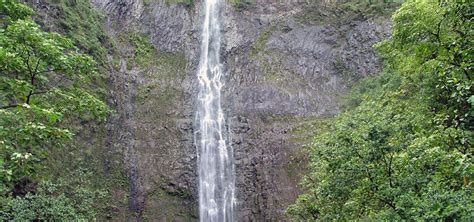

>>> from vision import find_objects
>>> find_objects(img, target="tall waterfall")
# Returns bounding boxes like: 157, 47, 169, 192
195, 0, 235, 221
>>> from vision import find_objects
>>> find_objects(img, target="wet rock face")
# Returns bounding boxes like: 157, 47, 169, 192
91, 0, 200, 220
89, 0, 392, 220
222, 4, 391, 117
221, 2, 391, 220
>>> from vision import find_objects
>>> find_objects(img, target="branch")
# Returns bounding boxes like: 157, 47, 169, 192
435, 15, 445, 44
25, 50, 31, 74
351, 141, 378, 193
30, 90, 50, 96
388, 153, 394, 188
33, 57, 41, 76
428, 13, 447, 46
0, 104, 21, 109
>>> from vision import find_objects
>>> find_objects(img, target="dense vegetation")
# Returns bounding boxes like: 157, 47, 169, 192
0, 0, 111, 220
287, 1, 473, 220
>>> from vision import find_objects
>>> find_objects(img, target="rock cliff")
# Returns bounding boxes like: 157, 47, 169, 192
29, 0, 394, 220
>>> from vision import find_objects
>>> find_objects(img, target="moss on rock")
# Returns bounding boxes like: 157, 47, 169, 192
296, 0, 401, 25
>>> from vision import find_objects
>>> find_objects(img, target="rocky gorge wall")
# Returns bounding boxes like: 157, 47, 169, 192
28, 0, 394, 220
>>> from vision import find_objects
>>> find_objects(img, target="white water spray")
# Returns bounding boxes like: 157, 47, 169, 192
195, 0, 235, 221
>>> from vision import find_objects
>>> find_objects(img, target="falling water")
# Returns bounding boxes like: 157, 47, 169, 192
195, 0, 235, 221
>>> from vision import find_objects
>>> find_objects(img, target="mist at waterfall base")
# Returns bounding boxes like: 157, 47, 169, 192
194, 0, 236, 221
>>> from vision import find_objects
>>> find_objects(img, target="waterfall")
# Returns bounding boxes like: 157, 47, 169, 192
195, 0, 235, 221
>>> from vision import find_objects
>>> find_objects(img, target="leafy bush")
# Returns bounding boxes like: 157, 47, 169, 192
0, 180, 107, 221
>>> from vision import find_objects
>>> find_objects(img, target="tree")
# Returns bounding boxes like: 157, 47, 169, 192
287, 1, 473, 220
0, 1, 110, 218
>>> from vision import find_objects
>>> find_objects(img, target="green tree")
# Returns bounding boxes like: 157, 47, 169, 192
287, 1, 473, 220
0, 0, 110, 219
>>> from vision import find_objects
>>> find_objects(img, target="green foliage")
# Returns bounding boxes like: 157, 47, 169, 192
251, 26, 276, 56
35, 0, 114, 100
0, 1, 111, 219
379, 1, 473, 132
164, 0, 194, 7
120, 31, 187, 77
288, 1, 473, 221
229, 0, 252, 10
128, 32, 156, 67
0, 176, 108, 221
41, 0, 111, 62
0, 0, 33, 22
